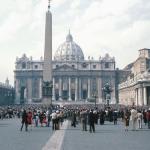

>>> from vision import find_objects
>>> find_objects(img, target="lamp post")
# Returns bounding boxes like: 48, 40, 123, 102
102, 83, 112, 107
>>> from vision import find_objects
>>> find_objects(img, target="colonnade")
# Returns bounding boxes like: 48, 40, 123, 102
135, 87, 148, 106
52, 76, 104, 102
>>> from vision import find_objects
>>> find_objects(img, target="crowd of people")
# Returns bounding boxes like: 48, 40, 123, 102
0, 104, 150, 133
67, 105, 150, 132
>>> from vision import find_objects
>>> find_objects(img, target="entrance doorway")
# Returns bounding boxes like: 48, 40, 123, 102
82, 90, 87, 100
62, 90, 68, 100
20, 87, 25, 104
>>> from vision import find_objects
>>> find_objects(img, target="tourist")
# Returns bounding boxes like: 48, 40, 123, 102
113, 110, 118, 125
147, 108, 150, 129
88, 110, 95, 133
34, 111, 39, 127
20, 109, 28, 131
46, 110, 51, 127
71, 110, 77, 127
143, 109, 147, 126
137, 110, 143, 129
27, 109, 33, 130
99, 109, 105, 125
51, 111, 57, 130
130, 107, 138, 131
80, 109, 88, 131
56, 110, 60, 130
124, 109, 130, 131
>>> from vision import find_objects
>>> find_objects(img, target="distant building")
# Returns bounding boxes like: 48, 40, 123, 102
119, 48, 150, 106
0, 78, 15, 105
14, 32, 129, 104
14, 1, 130, 105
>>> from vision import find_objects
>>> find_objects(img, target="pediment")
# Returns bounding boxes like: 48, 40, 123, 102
54, 64, 78, 72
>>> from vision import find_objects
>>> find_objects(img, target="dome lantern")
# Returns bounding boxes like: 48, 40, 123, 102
66, 30, 73, 42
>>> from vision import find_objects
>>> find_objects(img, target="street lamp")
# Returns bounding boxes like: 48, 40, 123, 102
92, 91, 97, 108
102, 83, 112, 107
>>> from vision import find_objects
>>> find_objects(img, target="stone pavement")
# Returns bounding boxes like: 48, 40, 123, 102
0, 118, 53, 150
62, 121, 150, 150
42, 120, 68, 150
0, 119, 150, 150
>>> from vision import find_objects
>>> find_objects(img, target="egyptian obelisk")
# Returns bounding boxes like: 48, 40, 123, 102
43, 0, 52, 104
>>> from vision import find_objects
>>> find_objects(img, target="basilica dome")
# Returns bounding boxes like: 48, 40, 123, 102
54, 32, 84, 61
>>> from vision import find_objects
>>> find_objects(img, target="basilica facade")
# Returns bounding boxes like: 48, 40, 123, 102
14, 32, 129, 104
14, 2, 130, 105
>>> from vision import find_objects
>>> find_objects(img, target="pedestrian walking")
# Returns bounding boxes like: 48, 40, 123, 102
143, 110, 147, 126
27, 110, 33, 130
147, 108, 150, 129
124, 110, 130, 131
137, 110, 143, 129
99, 110, 105, 125
71, 111, 76, 127
113, 110, 118, 125
51, 111, 57, 130
88, 110, 95, 133
20, 109, 28, 131
130, 107, 138, 131
80, 110, 88, 131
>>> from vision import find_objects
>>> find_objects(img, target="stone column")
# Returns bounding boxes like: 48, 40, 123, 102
135, 88, 138, 106
52, 77, 55, 101
138, 87, 142, 106
27, 78, 32, 104
143, 87, 147, 106
39, 78, 42, 99
111, 80, 116, 104
15, 79, 20, 104
59, 77, 62, 101
79, 78, 82, 100
75, 77, 78, 101
88, 78, 91, 100
68, 77, 71, 101
97, 78, 102, 103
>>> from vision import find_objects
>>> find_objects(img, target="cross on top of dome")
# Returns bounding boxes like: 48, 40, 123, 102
48, 0, 51, 11
66, 30, 73, 42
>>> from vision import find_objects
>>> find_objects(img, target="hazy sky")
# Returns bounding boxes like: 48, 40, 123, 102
0, 0, 150, 85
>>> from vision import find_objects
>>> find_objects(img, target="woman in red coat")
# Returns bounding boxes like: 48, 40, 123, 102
27, 110, 33, 130
147, 109, 150, 129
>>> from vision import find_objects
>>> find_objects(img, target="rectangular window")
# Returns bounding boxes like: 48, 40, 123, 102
93, 65, 96, 69
82, 63, 87, 68
35, 65, 38, 69
105, 62, 109, 68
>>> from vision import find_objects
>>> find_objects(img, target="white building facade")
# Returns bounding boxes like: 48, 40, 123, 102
14, 32, 127, 104
14, 2, 129, 105
119, 48, 150, 106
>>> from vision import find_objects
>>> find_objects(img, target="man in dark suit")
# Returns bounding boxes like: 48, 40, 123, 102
20, 109, 28, 131
88, 110, 95, 133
